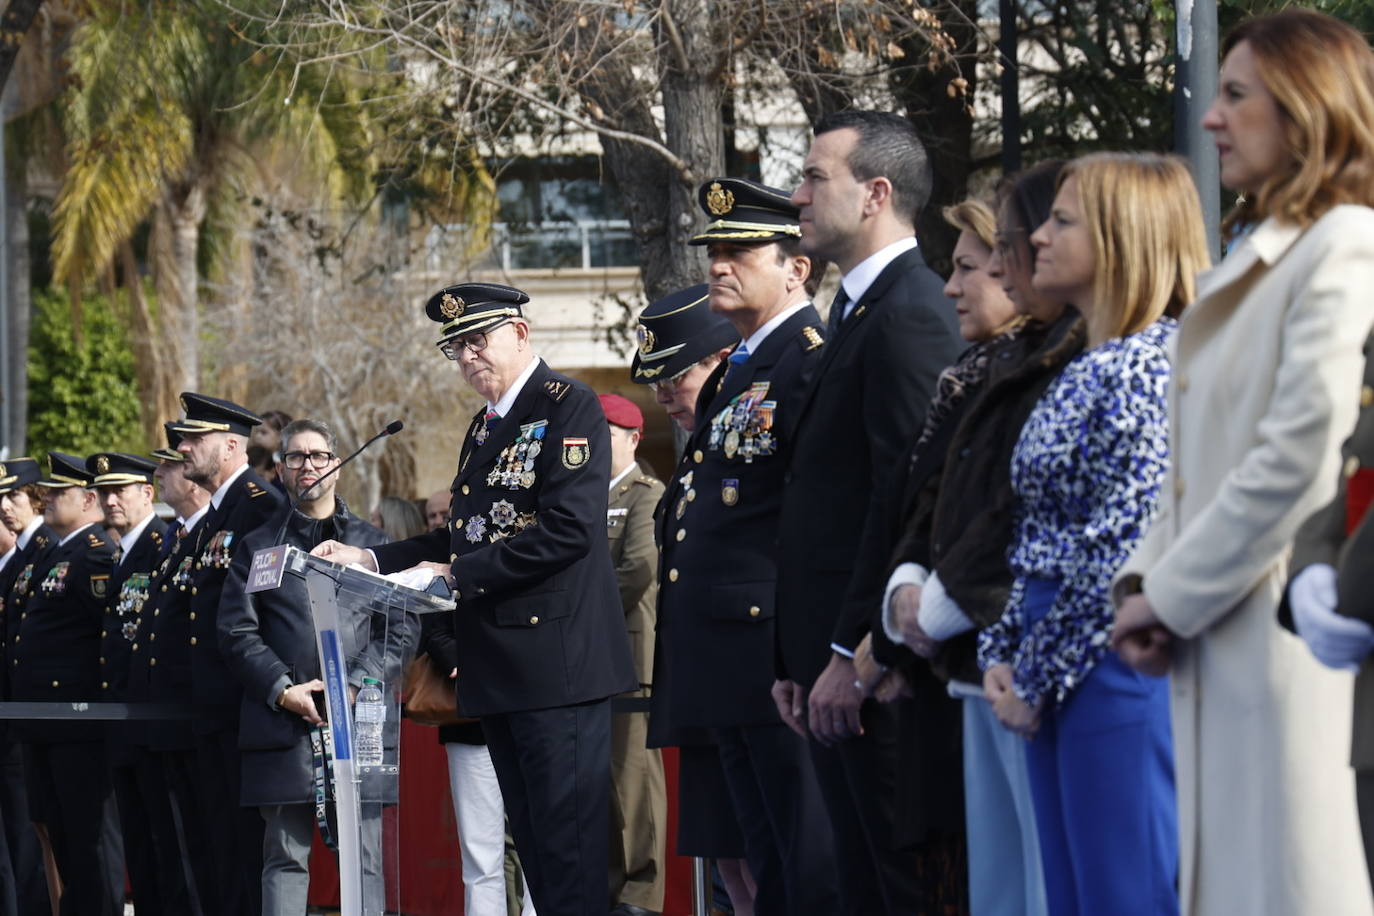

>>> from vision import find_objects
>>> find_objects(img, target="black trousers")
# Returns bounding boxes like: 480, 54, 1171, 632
714, 722, 841, 916
111, 746, 199, 916
196, 730, 264, 916
0, 739, 48, 916
483, 698, 612, 916
807, 698, 936, 915
21, 739, 123, 916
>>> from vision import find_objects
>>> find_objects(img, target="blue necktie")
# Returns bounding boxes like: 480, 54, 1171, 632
722, 343, 750, 387
827, 288, 850, 334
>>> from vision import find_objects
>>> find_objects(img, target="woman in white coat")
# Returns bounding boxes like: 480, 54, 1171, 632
1111, 10, 1374, 915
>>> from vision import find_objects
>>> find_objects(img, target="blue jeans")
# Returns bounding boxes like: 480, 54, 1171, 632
1021, 576, 1178, 916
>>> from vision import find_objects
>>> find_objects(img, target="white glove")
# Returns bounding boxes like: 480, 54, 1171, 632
1291, 564, 1374, 671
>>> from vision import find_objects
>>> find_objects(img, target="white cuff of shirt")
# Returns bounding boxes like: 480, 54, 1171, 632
916, 571, 976, 642
881, 562, 930, 645
365, 548, 379, 571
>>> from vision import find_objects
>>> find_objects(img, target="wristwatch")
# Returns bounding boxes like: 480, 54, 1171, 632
276, 682, 294, 708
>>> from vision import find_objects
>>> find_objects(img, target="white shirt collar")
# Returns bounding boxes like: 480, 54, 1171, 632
0, 546, 15, 575
118, 512, 156, 560
182, 503, 211, 534
839, 236, 919, 313
58, 522, 96, 547
743, 301, 812, 355
209, 462, 250, 510
15, 516, 43, 550
609, 464, 636, 491
490, 355, 542, 417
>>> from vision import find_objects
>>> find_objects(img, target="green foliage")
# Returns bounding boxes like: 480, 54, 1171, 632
25, 289, 146, 458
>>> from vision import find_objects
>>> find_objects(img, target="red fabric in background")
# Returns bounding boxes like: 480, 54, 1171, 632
306, 719, 693, 914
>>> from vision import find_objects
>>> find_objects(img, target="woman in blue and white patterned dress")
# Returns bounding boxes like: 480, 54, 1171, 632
977, 153, 1211, 916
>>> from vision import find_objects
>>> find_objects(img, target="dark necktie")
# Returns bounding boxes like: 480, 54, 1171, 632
827, 287, 850, 334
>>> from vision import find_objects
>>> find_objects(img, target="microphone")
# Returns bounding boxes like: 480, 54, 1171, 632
272, 420, 405, 546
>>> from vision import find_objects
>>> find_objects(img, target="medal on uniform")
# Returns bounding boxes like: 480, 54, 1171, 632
675, 495, 687, 519
724, 429, 740, 459
722, 478, 740, 506
41, 562, 71, 597
489, 500, 517, 530
465, 516, 488, 543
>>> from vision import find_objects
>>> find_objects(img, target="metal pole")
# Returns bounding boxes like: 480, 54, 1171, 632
691, 856, 710, 916
1175, 0, 1221, 257
999, 0, 1021, 175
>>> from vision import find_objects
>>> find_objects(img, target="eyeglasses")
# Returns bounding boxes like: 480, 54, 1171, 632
438, 320, 512, 360
282, 450, 337, 469
649, 369, 694, 395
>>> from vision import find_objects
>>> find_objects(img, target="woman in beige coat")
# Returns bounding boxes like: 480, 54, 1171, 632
1111, 10, 1374, 916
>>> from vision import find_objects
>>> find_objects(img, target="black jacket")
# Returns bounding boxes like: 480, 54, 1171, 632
0, 523, 57, 709
100, 515, 168, 762
775, 246, 963, 686
873, 309, 1087, 683
372, 359, 636, 717
11, 523, 115, 742
650, 305, 826, 737
186, 467, 283, 731
218, 499, 392, 805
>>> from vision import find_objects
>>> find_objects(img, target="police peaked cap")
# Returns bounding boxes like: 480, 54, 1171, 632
0, 457, 41, 493
39, 451, 94, 488
426, 283, 531, 343
88, 452, 158, 487
630, 283, 740, 384
690, 177, 802, 245
170, 392, 263, 438
152, 422, 187, 463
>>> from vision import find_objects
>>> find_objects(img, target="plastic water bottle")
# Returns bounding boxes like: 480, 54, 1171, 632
354, 677, 386, 767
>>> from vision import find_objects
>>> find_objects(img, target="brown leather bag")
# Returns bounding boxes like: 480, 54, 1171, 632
401, 652, 475, 726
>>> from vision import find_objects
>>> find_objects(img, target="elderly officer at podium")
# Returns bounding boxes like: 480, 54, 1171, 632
314, 283, 637, 916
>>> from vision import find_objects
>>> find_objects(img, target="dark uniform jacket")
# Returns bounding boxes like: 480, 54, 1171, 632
218, 499, 391, 805
609, 466, 663, 688
129, 511, 207, 751
1289, 330, 1374, 769
652, 305, 825, 734
100, 515, 168, 763
0, 522, 57, 712
187, 466, 282, 730
775, 246, 963, 687
11, 523, 115, 741
372, 359, 636, 718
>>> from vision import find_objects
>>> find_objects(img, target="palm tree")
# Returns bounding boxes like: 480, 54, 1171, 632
49, 0, 377, 432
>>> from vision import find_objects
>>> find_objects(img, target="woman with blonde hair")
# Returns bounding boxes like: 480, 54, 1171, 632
1112, 9, 1374, 914
978, 152, 1209, 916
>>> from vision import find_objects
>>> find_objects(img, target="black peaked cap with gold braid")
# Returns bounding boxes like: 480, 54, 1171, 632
0, 457, 41, 493
425, 282, 531, 344
39, 451, 94, 489
689, 177, 802, 245
630, 283, 740, 384
170, 392, 263, 438
152, 422, 187, 463
87, 452, 157, 487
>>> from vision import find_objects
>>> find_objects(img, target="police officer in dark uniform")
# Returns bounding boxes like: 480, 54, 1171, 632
169, 393, 283, 916
654, 178, 840, 915
0, 458, 55, 916
12, 453, 122, 916
313, 283, 637, 916
127, 424, 212, 916
90, 452, 184, 916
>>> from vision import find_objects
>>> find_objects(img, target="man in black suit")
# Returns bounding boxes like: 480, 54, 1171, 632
0, 459, 55, 916
653, 177, 839, 915
12, 453, 122, 916
314, 283, 637, 916
779, 110, 964, 913
89, 452, 183, 916
170, 393, 283, 915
